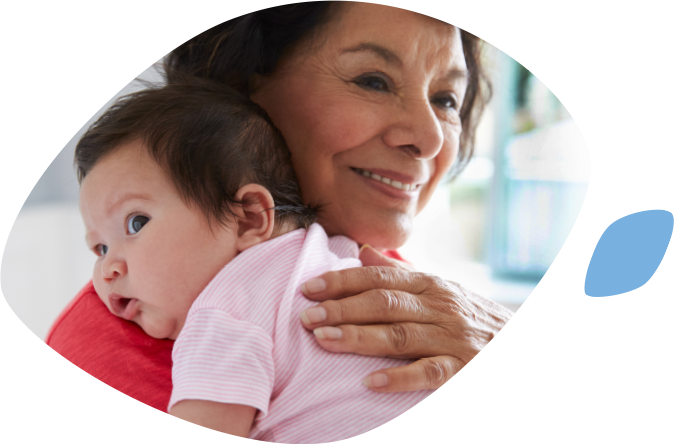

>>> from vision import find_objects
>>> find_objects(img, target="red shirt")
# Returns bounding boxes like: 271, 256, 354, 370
46, 250, 406, 412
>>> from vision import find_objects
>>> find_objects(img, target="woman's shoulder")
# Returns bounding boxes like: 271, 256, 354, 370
381, 249, 409, 263
46, 282, 173, 412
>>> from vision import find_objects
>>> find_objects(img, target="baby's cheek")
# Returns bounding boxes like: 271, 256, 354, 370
132, 253, 187, 304
91, 264, 109, 309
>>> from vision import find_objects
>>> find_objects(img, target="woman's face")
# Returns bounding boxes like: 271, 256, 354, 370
252, 3, 468, 249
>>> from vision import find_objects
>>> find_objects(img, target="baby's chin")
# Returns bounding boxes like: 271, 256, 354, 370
142, 326, 178, 340
136, 315, 180, 340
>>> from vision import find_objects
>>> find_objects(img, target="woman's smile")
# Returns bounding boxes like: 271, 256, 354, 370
252, 3, 466, 249
351, 167, 426, 192
350, 167, 425, 202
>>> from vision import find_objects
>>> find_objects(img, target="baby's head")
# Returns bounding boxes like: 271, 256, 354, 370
76, 79, 315, 339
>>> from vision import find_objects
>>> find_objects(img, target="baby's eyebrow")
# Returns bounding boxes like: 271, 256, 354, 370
106, 192, 153, 217
84, 229, 103, 249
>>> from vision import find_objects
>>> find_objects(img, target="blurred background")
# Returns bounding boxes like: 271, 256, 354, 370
1, 43, 589, 340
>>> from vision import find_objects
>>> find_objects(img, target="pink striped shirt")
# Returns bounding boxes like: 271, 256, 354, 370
170, 224, 432, 443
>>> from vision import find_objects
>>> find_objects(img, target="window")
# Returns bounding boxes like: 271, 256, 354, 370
400, 45, 589, 310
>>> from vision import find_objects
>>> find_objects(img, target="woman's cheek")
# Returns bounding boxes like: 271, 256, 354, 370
312, 91, 383, 148
417, 141, 457, 215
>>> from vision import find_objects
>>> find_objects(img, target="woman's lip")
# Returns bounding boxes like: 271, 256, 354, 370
353, 167, 426, 186
109, 293, 139, 321
352, 168, 418, 201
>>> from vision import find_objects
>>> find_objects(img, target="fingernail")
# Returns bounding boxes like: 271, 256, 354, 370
314, 326, 342, 340
301, 278, 326, 295
300, 306, 327, 325
364, 373, 388, 388
359, 244, 371, 252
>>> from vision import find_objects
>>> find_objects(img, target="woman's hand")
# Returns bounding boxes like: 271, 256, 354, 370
299, 246, 513, 393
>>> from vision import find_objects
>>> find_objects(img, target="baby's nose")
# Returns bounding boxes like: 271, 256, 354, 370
101, 252, 127, 281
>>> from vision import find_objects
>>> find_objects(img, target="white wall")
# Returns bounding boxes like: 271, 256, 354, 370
1, 64, 163, 339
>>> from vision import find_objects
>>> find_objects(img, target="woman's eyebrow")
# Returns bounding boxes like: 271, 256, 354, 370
341, 43, 469, 83
341, 43, 401, 66
444, 68, 469, 83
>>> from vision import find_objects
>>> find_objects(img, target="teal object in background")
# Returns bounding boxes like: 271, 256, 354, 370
585, 210, 673, 297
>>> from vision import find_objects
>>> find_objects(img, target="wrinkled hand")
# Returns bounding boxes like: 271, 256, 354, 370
299, 246, 513, 393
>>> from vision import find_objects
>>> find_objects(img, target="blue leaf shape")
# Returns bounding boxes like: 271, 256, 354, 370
585, 210, 673, 297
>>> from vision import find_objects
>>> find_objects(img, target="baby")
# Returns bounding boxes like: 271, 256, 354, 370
76, 79, 431, 443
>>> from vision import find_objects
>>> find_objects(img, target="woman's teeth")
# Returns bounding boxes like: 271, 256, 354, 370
353, 168, 419, 191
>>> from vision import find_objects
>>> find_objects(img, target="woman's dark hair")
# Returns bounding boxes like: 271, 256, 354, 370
75, 76, 317, 230
164, 1, 492, 179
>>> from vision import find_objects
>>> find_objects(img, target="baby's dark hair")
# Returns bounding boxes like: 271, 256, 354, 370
75, 76, 317, 230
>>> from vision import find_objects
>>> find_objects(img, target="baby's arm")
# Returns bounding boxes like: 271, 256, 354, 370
170, 400, 256, 437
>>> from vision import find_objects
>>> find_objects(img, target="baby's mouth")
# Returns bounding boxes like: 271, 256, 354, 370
109, 293, 139, 321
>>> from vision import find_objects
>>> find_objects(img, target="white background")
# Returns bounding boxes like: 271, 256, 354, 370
0, 5, 674, 438
590, 0, 674, 209
591, 0, 674, 444
0, 64, 164, 341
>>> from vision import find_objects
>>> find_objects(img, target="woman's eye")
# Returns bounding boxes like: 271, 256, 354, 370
95, 244, 108, 256
356, 76, 458, 110
127, 215, 150, 234
354, 75, 390, 92
435, 96, 458, 109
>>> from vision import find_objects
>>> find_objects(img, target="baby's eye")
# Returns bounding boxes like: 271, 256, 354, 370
127, 215, 150, 234
95, 244, 108, 256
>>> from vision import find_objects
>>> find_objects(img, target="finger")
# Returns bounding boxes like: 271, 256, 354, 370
300, 289, 430, 328
311, 323, 451, 359
300, 265, 430, 302
362, 356, 463, 393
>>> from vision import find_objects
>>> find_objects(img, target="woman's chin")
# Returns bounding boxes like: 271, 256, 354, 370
343, 224, 411, 251
318, 208, 414, 251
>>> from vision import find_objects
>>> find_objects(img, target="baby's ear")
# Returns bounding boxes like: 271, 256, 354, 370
232, 184, 275, 252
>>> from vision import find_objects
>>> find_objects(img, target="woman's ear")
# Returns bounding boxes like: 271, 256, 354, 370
232, 184, 275, 252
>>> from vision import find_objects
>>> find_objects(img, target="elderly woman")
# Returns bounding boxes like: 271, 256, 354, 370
47, 1, 512, 411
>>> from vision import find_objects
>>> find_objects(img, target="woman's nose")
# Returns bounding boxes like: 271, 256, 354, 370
382, 97, 444, 159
